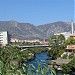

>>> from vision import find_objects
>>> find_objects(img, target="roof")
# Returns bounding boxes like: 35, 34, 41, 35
66, 45, 75, 50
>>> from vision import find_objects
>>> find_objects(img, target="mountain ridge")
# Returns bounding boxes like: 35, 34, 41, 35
0, 21, 75, 39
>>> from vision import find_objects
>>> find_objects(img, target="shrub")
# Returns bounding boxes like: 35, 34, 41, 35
69, 53, 74, 59
62, 54, 68, 59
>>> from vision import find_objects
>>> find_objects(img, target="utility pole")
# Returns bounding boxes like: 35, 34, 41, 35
71, 20, 74, 34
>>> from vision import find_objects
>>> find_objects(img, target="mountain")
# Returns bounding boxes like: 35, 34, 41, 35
0, 21, 75, 39
0, 21, 46, 39
38, 21, 75, 38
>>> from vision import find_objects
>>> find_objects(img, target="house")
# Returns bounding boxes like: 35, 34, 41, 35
66, 45, 75, 53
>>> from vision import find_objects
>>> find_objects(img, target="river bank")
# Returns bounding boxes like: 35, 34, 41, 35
20, 47, 49, 63
26, 52, 75, 75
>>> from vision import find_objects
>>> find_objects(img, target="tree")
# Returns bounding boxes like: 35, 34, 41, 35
58, 34, 65, 45
48, 34, 66, 59
49, 34, 65, 46
0, 46, 56, 75
66, 36, 75, 45
62, 57, 75, 74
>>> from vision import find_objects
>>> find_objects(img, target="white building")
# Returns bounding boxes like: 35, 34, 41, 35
54, 21, 75, 40
54, 32, 72, 40
0, 31, 8, 46
10, 38, 19, 43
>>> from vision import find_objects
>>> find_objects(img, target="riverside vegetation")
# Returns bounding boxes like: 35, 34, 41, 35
0, 42, 56, 75
0, 34, 75, 75
48, 34, 75, 74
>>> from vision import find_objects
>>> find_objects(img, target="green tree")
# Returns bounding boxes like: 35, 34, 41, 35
62, 57, 75, 74
58, 34, 65, 45
48, 34, 65, 59
66, 36, 75, 45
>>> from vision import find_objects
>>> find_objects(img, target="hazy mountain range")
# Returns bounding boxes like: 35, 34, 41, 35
0, 21, 75, 40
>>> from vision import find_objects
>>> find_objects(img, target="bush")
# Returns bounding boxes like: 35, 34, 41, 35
62, 54, 68, 59
69, 53, 74, 59
62, 57, 75, 74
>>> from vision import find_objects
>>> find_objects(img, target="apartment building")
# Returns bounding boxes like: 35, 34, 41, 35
0, 31, 8, 46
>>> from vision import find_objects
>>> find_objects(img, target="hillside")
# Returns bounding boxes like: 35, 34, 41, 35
38, 21, 75, 38
0, 21, 75, 39
0, 21, 46, 39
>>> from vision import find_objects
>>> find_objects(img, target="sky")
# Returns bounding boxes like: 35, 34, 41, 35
0, 0, 74, 25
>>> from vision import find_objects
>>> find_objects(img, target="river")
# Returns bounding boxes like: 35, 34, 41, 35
26, 52, 51, 68
26, 52, 67, 75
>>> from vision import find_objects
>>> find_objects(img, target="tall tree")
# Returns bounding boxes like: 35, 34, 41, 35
48, 34, 65, 59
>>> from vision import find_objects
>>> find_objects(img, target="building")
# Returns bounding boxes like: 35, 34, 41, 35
66, 45, 75, 53
70, 34, 75, 39
0, 31, 8, 46
24, 39, 40, 43
10, 38, 19, 43
54, 21, 75, 40
54, 32, 72, 40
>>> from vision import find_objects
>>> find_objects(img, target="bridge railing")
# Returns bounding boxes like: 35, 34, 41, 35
17, 45, 52, 50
